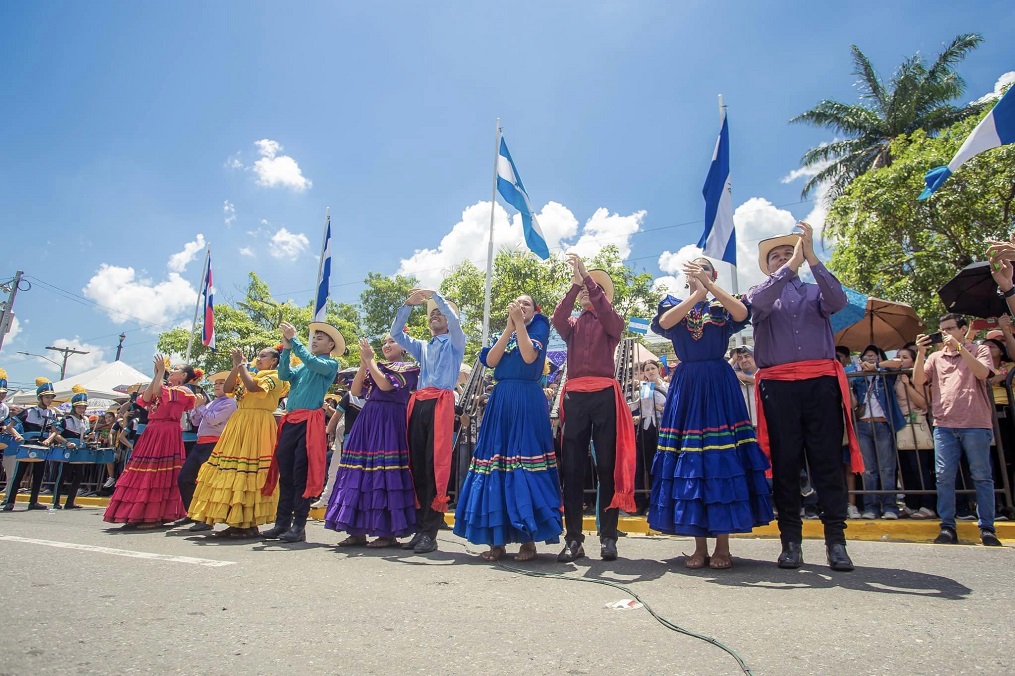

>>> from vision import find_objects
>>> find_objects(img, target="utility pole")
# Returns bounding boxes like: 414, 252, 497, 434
46, 345, 90, 379
115, 333, 126, 361
0, 270, 24, 353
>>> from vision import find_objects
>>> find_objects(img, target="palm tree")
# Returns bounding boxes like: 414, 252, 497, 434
791, 33, 985, 201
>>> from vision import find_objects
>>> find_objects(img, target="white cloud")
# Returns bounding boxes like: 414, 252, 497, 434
225, 154, 244, 170
223, 200, 236, 227
974, 71, 1015, 105
396, 201, 645, 289
38, 338, 106, 377
239, 246, 255, 258
82, 264, 198, 327
6, 315, 21, 342
167, 234, 206, 273
252, 139, 312, 191
269, 227, 310, 260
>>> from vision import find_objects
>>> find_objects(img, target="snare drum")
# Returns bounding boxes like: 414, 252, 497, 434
16, 444, 50, 462
0, 433, 21, 457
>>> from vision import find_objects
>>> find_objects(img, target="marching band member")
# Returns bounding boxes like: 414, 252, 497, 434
391, 289, 466, 555
260, 322, 342, 543
52, 385, 92, 510
0, 369, 20, 490
551, 254, 636, 562
103, 356, 202, 529
3, 377, 60, 511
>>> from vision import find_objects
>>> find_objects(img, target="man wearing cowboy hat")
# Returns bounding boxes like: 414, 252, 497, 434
552, 253, 636, 562
3, 377, 60, 511
747, 222, 859, 572
261, 321, 343, 543
391, 288, 466, 554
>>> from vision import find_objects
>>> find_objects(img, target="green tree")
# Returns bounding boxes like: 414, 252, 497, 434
791, 33, 985, 200
358, 272, 429, 341
157, 272, 358, 375
824, 107, 1015, 323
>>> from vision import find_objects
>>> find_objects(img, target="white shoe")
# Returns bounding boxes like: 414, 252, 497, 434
882, 511, 898, 520
911, 507, 936, 520
102, 477, 116, 488
861, 510, 877, 520
846, 504, 861, 520
311, 499, 325, 509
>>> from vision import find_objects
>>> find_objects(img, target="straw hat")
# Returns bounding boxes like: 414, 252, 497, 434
758, 234, 802, 275
587, 270, 615, 302
426, 297, 460, 319
207, 371, 231, 383
308, 322, 346, 358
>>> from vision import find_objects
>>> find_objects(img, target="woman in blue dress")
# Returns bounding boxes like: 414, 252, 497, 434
649, 258, 773, 570
454, 295, 563, 562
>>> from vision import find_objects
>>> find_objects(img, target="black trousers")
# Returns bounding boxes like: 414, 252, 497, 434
179, 441, 216, 511
408, 398, 444, 538
54, 464, 84, 507
4, 461, 45, 506
759, 376, 847, 546
634, 422, 658, 514
275, 420, 311, 528
561, 388, 619, 541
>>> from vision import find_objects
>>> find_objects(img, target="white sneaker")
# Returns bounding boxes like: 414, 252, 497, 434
882, 511, 898, 520
911, 507, 936, 520
311, 499, 325, 509
846, 504, 861, 520
861, 510, 877, 520
102, 477, 116, 488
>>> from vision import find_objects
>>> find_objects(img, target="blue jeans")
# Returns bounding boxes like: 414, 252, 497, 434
933, 427, 995, 531
857, 420, 898, 515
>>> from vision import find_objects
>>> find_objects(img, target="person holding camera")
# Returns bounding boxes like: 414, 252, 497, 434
913, 314, 1000, 546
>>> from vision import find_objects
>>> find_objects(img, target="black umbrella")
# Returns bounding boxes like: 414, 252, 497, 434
937, 261, 1008, 319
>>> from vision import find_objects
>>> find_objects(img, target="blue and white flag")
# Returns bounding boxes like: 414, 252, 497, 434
313, 215, 331, 322
628, 317, 650, 335
497, 137, 550, 260
698, 109, 736, 266
919, 86, 1015, 199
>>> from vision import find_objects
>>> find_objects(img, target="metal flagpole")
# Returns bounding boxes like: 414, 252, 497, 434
185, 244, 211, 361
481, 118, 502, 347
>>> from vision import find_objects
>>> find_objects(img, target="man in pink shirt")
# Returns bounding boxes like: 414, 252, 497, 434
913, 313, 1000, 546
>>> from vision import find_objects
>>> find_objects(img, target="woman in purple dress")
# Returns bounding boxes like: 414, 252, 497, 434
325, 335, 419, 547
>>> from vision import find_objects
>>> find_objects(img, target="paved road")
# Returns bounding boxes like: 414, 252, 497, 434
0, 508, 1011, 675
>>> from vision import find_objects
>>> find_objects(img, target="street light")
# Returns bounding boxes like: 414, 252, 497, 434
115, 333, 126, 361
17, 350, 63, 375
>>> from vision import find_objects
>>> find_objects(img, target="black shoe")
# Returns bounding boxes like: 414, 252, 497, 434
261, 522, 292, 539
826, 543, 854, 572
64, 504, 83, 510
413, 534, 438, 554
557, 540, 585, 563
279, 526, 306, 543
170, 517, 194, 528
777, 542, 803, 569
401, 533, 423, 550
981, 530, 1002, 547
934, 527, 958, 544
188, 522, 213, 532
27, 503, 48, 511
2, 503, 14, 512
601, 537, 618, 561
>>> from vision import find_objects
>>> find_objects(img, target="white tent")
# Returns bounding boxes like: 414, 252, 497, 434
9, 361, 149, 405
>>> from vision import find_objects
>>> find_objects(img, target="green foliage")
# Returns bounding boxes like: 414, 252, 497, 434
825, 108, 1015, 323
359, 272, 430, 341
157, 273, 357, 374
791, 33, 985, 200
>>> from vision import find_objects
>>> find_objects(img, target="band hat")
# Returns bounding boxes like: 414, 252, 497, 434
308, 322, 346, 358
586, 269, 615, 302
70, 384, 89, 407
426, 297, 460, 320
758, 234, 802, 276
207, 371, 231, 383
35, 377, 55, 398
0, 367, 7, 392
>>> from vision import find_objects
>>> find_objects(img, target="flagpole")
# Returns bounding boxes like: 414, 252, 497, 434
481, 118, 502, 347
185, 244, 211, 362
311, 207, 330, 340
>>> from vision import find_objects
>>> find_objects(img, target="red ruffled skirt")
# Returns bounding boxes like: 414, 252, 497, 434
103, 420, 186, 524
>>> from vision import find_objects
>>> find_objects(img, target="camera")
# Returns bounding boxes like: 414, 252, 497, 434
927, 332, 944, 345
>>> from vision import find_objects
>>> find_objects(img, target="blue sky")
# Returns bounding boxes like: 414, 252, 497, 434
2, 2, 1013, 389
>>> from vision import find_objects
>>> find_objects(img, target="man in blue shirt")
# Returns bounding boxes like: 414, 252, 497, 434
262, 321, 342, 543
391, 289, 466, 554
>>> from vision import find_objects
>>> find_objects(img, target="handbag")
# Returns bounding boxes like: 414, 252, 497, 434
896, 412, 933, 450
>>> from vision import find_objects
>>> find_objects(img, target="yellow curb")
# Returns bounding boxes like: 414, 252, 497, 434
19, 496, 1012, 544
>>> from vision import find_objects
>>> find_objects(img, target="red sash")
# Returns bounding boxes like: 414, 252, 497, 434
261, 408, 328, 499
560, 376, 637, 513
753, 359, 863, 475
406, 388, 456, 512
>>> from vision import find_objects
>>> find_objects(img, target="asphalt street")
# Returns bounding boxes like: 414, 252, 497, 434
0, 507, 1011, 675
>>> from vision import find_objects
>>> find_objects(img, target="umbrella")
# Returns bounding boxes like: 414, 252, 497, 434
937, 261, 1008, 319
831, 288, 925, 351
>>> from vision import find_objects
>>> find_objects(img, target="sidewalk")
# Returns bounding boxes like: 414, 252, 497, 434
11, 494, 1013, 543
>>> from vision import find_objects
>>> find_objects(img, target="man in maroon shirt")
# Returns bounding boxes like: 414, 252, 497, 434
552, 253, 636, 562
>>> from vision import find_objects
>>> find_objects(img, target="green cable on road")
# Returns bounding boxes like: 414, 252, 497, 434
440, 537, 753, 675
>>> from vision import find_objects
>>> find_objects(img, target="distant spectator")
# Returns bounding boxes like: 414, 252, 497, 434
893, 347, 936, 520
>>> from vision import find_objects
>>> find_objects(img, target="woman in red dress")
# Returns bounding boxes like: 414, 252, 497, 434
104, 354, 204, 529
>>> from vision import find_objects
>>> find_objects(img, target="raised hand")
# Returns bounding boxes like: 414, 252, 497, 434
153, 353, 167, 376
507, 300, 525, 326
990, 255, 1014, 292
358, 337, 375, 362
795, 221, 818, 264
987, 240, 1015, 262
681, 262, 713, 292
405, 288, 430, 306
230, 347, 246, 368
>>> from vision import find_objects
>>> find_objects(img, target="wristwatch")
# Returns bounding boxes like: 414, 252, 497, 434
998, 286, 1015, 299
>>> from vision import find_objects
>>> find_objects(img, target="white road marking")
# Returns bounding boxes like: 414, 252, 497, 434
0, 534, 236, 567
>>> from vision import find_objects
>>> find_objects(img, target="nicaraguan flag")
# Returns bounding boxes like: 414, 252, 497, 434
201, 251, 215, 351
920, 86, 1015, 199
497, 137, 550, 260
314, 215, 331, 322
698, 108, 736, 266
628, 317, 650, 335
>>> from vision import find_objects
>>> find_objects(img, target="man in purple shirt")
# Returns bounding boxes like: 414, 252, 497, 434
748, 222, 857, 572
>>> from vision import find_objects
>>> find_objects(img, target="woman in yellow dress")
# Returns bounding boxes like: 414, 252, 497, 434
188, 346, 290, 537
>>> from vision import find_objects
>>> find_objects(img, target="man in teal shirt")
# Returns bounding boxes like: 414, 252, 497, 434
262, 321, 343, 543
391, 289, 465, 554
